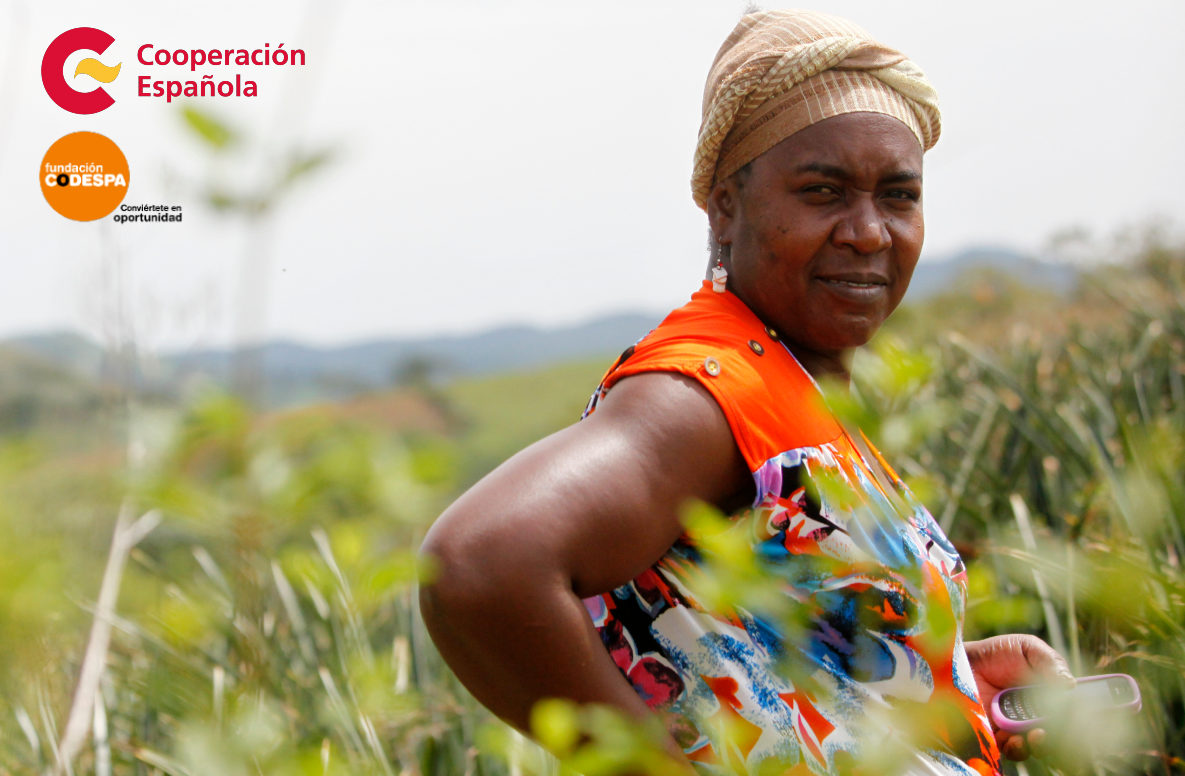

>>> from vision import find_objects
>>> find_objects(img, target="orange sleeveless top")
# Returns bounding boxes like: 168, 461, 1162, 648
582, 282, 1001, 775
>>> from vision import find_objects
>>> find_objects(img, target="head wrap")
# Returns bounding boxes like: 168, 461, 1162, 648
692, 9, 941, 210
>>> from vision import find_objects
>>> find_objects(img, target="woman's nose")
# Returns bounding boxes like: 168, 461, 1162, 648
833, 197, 891, 255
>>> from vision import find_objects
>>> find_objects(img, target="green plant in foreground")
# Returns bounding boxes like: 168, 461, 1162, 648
4, 237, 1184, 776
0, 392, 502, 775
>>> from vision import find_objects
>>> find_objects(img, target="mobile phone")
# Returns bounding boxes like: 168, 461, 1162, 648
990, 673, 1141, 734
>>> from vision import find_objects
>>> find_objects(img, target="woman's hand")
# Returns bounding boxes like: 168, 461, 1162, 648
964, 634, 1074, 761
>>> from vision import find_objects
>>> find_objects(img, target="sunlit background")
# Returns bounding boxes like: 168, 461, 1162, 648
1, 3, 1183, 775
1, 0, 1181, 351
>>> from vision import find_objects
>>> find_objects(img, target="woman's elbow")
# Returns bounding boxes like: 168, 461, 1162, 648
417, 511, 536, 627
417, 520, 479, 625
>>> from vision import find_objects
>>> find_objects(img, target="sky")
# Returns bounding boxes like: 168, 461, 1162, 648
0, 0, 1182, 353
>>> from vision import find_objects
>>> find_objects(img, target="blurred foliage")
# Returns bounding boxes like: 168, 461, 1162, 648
2, 228, 1184, 775
849, 230, 1185, 775
0, 391, 493, 775
179, 107, 238, 152
177, 104, 335, 218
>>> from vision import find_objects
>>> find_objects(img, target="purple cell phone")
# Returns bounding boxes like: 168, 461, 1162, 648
990, 673, 1141, 734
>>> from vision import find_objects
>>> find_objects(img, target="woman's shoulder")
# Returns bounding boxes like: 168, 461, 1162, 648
593, 283, 842, 471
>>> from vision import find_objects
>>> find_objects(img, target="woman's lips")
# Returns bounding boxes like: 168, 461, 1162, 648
816, 274, 889, 302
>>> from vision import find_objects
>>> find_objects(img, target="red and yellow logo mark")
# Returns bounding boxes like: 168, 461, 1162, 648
41, 27, 121, 114
40, 132, 129, 221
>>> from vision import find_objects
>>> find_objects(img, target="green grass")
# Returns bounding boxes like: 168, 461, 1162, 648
443, 358, 609, 486
3, 236, 1184, 775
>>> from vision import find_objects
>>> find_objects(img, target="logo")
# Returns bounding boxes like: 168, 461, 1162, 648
40, 132, 129, 221
41, 27, 121, 114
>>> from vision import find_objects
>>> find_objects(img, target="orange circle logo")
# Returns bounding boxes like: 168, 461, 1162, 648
40, 131, 129, 221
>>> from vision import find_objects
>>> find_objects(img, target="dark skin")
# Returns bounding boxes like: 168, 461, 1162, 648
419, 112, 1070, 767
706, 112, 925, 382
420, 370, 744, 771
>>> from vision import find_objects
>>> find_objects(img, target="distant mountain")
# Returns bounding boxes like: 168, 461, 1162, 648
0, 248, 1079, 408
167, 313, 661, 387
0, 341, 115, 435
1, 314, 662, 408
4, 330, 107, 379
909, 246, 1079, 299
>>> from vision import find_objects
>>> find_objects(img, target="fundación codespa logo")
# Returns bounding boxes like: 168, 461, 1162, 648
41, 27, 121, 114
40, 132, 129, 221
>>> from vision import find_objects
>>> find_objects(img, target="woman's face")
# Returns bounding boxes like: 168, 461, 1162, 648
708, 112, 924, 371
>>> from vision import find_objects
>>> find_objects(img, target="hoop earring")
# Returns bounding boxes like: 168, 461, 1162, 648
712, 241, 729, 293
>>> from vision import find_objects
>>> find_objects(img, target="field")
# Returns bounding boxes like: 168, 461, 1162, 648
1, 233, 1183, 775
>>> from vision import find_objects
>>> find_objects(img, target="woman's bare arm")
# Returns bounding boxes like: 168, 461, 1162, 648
418, 371, 749, 732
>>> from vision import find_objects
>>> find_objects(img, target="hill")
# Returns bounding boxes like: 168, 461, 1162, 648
0, 247, 1078, 408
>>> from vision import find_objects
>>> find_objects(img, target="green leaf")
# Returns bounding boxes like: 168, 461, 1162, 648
179, 105, 238, 150
278, 147, 336, 189
530, 698, 580, 755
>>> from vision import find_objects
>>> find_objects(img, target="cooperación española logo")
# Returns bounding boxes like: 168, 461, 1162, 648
41, 27, 121, 114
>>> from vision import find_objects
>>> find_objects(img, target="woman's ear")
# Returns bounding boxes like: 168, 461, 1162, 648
706, 179, 738, 245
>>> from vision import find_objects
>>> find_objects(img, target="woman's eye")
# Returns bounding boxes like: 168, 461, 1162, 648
885, 189, 920, 202
802, 184, 840, 198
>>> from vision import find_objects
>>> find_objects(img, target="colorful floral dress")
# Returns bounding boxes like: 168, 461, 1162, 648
581, 282, 1000, 775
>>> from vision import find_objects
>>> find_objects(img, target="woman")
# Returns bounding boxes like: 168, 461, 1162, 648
420, 10, 1071, 775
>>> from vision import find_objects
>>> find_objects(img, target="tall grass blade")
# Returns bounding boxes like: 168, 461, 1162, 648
1008, 494, 1066, 656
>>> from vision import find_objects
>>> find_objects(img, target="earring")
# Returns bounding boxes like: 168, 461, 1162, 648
712, 240, 729, 293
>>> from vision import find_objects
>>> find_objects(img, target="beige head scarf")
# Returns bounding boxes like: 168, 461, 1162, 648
692, 9, 941, 210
